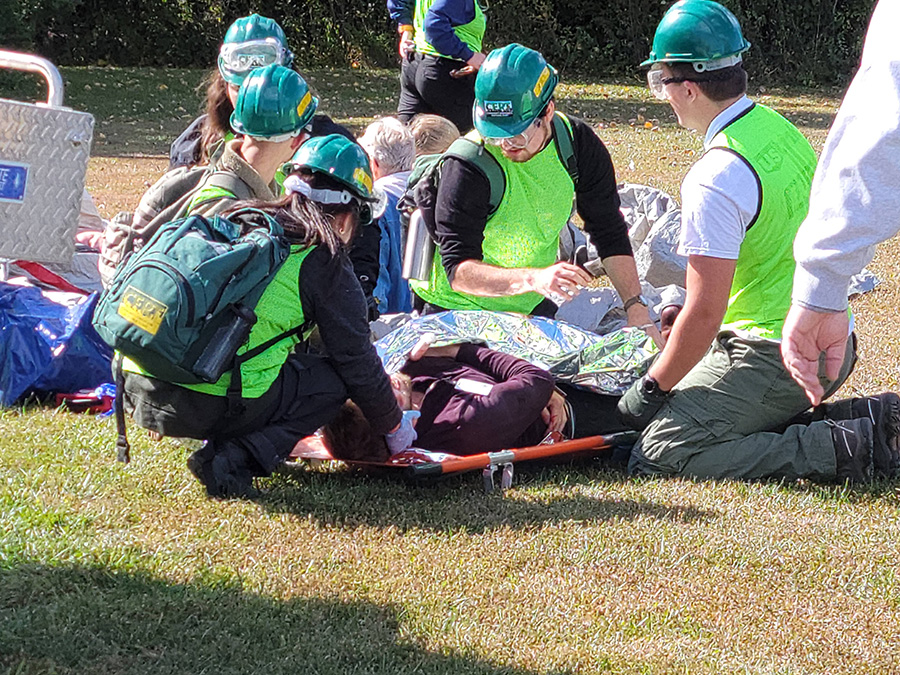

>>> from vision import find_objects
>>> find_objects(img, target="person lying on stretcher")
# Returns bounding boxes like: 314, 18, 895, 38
323, 342, 628, 462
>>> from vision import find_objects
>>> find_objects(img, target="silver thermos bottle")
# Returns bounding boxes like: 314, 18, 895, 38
402, 209, 435, 281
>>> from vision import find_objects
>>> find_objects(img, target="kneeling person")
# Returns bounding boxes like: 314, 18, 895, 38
620, 0, 899, 482
122, 135, 415, 497
410, 44, 658, 344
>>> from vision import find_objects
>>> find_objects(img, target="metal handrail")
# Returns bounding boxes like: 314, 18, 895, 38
0, 50, 64, 108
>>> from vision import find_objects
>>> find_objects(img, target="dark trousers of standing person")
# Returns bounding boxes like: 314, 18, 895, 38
122, 352, 348, 475
398, 52, 475, 133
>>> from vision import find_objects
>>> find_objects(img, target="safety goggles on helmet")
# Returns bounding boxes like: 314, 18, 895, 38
220, 39, 288, 76
647, 63, 723, 100
483, 115, 544, 150
282, 174, 387, 226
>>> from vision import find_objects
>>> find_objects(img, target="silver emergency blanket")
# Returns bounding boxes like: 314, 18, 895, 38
374, 310, 657, 395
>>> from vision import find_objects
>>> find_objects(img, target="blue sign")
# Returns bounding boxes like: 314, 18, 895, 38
0, 162, 29, 203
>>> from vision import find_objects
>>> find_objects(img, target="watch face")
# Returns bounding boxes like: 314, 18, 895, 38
642, 377, 659, 395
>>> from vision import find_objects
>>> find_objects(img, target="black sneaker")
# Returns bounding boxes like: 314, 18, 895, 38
208, 443, 258, 499
830, 417, 874, 483
850, 393, 900, 478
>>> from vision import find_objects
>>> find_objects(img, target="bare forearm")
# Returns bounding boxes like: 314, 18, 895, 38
451, 260, 535, 297
602, 254, 642, 301
649, 304, 722, 391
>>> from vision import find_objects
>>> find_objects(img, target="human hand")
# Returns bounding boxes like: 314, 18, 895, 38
75, 230, 104, 251
407, 333, 461, 361
541, 389, 569, 434
659, 304, 681, 343
781, 304, 849, 406
398, 30, 415, 58
385, 410, 421, 454
450, 52, 485, 78
625, 302, 664, 349
528, 263, 593, 304
617, 374, 670, 431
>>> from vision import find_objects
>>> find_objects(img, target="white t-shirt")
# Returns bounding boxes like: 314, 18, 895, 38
677, 96, 760, 260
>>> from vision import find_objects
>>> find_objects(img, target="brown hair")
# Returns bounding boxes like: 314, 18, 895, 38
665, 63, 747, 102
223, 190, 344, 256
408, 114, 461, 156
323, 401, 390, 463
199, 69, 234, 164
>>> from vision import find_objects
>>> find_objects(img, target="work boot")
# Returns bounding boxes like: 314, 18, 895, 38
830, 417, 874, 483
826, 393, 900, 479
208, 442, 258, 499
852, 393, 900, 478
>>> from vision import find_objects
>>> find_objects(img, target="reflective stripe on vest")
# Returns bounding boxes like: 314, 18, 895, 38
708, 104, 817, 339
413, 0, 486, 60
411, 116, 575, 313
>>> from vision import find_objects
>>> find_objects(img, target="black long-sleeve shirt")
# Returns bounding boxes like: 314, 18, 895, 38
400, 343, 554, 453
431, 115, 632, 281
299, 247, 401, 434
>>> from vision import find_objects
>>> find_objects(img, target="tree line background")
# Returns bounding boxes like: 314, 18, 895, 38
0, 0, 877, 85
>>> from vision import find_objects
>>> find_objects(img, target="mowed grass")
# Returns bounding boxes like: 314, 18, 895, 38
2, 67, 900, 674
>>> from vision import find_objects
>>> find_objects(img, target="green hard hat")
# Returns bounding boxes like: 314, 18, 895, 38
218, 13, 294, 86
473, 43, 558, 138
230, 64, 318, 140
642, 0, 750, 70
285, 134, 376, 201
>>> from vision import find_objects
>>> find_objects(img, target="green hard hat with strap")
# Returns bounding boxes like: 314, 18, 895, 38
281, 134, 386, 225
284, 134, 376, 200
230, 64, 317, 140
473, 43, 559, 138
642, 0, 750, 71
219, 13, 294, 86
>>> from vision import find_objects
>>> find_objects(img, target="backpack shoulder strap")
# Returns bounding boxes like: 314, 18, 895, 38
206, 170, 253, 202
442, 137, 507, 216
552, 112, 579, 188
184, 170, 253, 216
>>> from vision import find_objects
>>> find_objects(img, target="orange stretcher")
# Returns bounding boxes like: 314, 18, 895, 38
290, 431, 638, 492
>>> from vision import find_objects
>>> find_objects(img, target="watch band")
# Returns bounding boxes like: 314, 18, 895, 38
623, 294, 648, 312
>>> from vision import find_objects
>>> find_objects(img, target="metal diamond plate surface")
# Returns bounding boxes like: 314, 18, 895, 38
0, 98, 94, 263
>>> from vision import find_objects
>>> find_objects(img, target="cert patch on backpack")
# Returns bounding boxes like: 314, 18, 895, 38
118, 286, 167, 335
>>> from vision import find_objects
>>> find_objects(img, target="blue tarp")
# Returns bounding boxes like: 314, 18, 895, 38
0, 281, 113, 406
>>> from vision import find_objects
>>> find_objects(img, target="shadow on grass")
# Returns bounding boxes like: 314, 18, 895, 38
256, 463, 715, 533
0, 562, 571, 675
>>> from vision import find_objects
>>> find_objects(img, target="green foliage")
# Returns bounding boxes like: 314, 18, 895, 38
1, 0, 875, 84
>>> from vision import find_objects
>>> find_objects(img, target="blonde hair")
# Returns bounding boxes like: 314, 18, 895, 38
358, 117, 415, 176
409, 114, 460, 156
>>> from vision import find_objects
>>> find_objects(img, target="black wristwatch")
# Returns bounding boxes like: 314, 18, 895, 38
623, 294, 650, 312
642, 375, 669, 397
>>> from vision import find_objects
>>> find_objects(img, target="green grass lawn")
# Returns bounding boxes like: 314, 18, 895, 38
2, 67, 899, 674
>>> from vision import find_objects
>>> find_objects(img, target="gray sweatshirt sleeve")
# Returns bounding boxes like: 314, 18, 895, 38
792, 0, 900, 312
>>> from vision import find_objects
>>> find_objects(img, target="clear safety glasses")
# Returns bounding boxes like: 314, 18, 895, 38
647, 63, 715, 100
483, 116, 543, 150
220, 39, 287, 75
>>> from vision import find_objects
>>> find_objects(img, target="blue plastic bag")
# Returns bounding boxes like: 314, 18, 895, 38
0, 282, 113, 406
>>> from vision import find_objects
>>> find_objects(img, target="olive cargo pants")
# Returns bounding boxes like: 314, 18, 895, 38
629, 331, 856, 481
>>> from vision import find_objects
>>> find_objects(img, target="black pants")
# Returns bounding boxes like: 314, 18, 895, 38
398, 52, 475, 133
123, 352, 348, 474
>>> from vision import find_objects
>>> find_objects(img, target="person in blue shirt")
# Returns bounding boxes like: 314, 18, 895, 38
387, 0, 488, 132
359, 117, 417, 314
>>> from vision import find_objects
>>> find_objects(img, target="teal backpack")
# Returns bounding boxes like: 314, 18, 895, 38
92, 208, 301, 462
